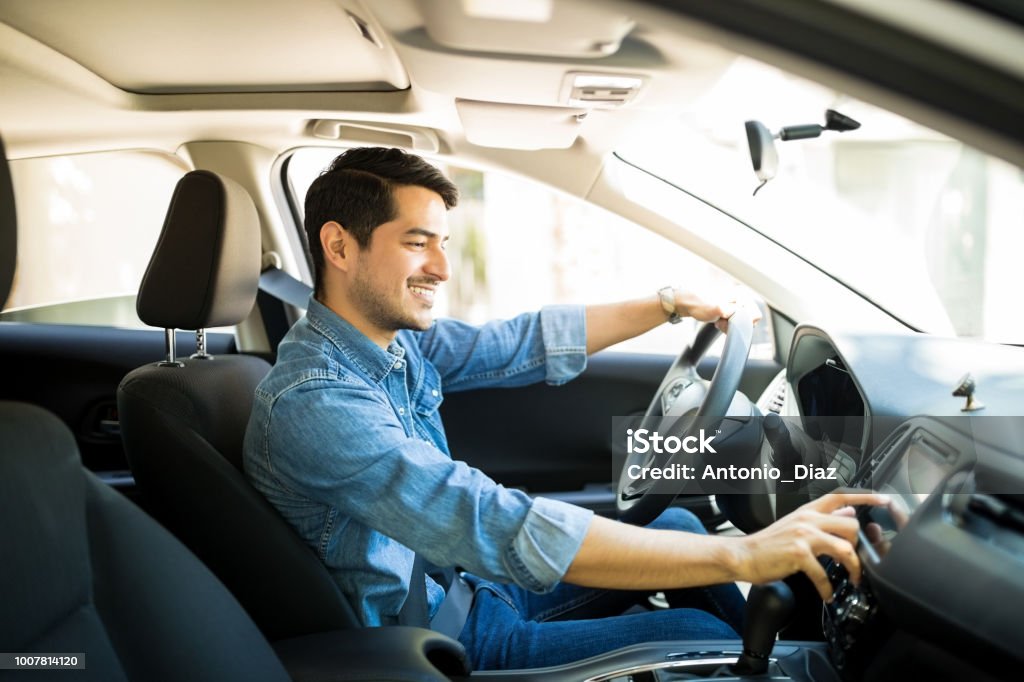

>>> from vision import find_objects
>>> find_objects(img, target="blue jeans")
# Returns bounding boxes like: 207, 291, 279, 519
457, 507, 746, 670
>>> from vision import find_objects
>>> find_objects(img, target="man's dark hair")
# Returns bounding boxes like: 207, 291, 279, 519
303, 147, 459, 298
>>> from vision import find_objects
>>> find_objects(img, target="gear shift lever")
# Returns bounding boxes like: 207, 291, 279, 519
731, 581, 795, 676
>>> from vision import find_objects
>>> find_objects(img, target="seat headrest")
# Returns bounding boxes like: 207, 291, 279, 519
0, 135, 17, 310
137, 170, 261, 330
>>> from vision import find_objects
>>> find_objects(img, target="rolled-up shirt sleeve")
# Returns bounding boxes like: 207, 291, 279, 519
539, 304, 587, 385
507, 495, 593, 591
263, 379, 593, 593
416, 305, 587, 392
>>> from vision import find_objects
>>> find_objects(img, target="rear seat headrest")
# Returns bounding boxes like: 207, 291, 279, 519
137, 170, 261, 330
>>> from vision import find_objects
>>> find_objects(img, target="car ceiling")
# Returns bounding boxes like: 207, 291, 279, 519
0, 0, 1022, 194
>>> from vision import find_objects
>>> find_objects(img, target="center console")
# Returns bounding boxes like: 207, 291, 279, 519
470, 415, 1024, 682
470, 583, 841, 682
467, 639, 840, 681
822, 416, 1024, 681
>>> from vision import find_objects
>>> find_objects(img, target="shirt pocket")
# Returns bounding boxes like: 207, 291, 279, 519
414, 362, 444, 416
413, 363, 447, 448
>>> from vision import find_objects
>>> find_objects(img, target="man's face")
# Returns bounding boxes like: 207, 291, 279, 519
347, 184, 451, 336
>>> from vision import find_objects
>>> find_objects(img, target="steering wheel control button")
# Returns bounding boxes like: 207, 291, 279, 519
660, 379, 689, 414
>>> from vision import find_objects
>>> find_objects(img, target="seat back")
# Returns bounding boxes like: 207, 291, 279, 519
0, 402, 294, 682
117, 170, 360, 640
0, 139, 291, 681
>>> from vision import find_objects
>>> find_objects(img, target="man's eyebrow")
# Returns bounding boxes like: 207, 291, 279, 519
403, 227, 450, 241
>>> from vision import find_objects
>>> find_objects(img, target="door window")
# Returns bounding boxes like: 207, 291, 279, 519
286, 148, 771, 356
3, 151, 187, 328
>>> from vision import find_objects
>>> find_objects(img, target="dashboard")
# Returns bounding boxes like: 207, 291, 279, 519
780, 325, 1024, 681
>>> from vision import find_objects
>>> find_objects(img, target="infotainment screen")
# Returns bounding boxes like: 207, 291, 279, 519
860, 431, 959, 550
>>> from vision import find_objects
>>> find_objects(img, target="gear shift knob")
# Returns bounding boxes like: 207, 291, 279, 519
731, 581, 795, 676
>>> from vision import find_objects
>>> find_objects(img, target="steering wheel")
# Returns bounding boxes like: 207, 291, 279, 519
616, 306, 755, 525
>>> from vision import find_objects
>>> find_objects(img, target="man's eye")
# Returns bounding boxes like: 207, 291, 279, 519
408, 241, 426, 248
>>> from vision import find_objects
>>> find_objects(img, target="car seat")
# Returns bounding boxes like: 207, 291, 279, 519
0, 139, 469, 681
115, 169, 365, 640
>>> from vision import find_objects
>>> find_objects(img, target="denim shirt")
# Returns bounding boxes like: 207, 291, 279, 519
243, 297, 594, 627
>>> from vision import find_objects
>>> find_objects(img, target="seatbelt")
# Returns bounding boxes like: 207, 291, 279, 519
256, 266, 313, 351
400, 558, 474, 638
258, 266, 312, 310
398, 554, 431, 628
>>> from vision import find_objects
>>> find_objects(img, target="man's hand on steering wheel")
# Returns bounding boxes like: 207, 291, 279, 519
674, 288, 762, 333
616, 294, 760, 525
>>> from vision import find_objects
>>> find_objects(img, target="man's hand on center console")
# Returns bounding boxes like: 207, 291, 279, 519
734, 492, 890, 602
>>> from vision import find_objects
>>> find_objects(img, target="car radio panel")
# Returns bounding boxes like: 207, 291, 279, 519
821, 419, 969, 678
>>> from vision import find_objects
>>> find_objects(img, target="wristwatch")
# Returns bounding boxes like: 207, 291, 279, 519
658, 286, 682, 324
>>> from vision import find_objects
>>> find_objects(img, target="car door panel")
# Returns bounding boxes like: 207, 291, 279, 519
0, 323, 235, 478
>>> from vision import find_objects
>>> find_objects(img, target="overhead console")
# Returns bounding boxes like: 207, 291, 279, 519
369, 0, 735, 150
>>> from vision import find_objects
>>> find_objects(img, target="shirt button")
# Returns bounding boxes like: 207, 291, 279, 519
394, 360, 404, 369
398, 407, 406, 416
431, 390, 439, 397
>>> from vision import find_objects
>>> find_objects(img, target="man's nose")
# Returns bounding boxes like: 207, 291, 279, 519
425, 244, 450, 282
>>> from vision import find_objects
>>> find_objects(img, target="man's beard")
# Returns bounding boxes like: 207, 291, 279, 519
349, 268, 432, 333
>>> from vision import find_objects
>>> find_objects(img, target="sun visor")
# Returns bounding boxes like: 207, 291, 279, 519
456, 99, 587, 150
0, 3, 408, 94
419, 0, 634, 58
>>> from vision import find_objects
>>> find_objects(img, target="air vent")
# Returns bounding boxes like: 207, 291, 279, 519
348, 11, 382, 48
965, 494, 1024, 534
766, 377, 787, 414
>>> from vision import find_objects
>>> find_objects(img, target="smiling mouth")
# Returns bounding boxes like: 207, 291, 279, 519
408, 283, 436, 305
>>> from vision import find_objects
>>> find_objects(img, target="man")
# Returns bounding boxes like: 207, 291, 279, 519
243, 147, 886, 670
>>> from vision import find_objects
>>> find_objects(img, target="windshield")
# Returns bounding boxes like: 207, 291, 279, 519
618, 56, 1024, 343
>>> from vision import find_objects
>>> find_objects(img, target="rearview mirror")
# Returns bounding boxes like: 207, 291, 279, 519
745, 109, 860, 195
745, 120, 777, 194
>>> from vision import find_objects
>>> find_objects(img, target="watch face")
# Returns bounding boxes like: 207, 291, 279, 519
659, 287, 676, 316
659, 288, 681, 323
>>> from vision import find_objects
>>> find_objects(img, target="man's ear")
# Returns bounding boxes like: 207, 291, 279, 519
320, 221, 354, 273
